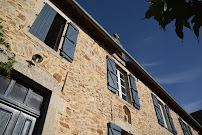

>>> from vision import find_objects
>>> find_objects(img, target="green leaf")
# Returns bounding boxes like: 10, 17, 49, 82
0, 32, 3, 37
184, 20, 191, 29
0, 38, 4, 43
191, 1, 202, 39
175, 20, 184, 39
193, 23, 201, 39
145, 0, 165, 19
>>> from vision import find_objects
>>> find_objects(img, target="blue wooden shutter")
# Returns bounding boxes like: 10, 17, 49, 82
151, 93, 165, 127
179, 117, 188, 135
106, 56, 118, 93
129, 74, 140, 110
29, 3, 57, 42
187, 126, 193, 135
165, 105, 177, 135
108, 122, 122, 135
60, 23, 79, 62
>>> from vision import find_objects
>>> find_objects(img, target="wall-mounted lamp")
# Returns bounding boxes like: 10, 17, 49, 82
32, 54, 43, 63
26, 54, 43, 68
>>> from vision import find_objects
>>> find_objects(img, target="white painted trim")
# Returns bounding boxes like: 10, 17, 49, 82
116, 69, 127, 100
159, 102, 168, 128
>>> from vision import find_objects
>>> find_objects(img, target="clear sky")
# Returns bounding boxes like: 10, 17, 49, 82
76, 0, 202, 113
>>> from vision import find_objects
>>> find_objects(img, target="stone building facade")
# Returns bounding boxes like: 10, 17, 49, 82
0, 0, 201, 135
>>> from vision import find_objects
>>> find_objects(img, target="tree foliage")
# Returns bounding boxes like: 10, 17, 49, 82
145, 0, 202, 40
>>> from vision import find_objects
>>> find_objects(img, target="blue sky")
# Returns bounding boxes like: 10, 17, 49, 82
76, 0, 202, 113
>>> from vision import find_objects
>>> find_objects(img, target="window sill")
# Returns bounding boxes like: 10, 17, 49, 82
163, 126, 173, 135
22, 28, 63, 59
117, 95, 133, 109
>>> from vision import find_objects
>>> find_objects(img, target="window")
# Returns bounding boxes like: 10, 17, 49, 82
29, 3, 79, 62
179, 117, 193, 135
184, 123, 191, 135
151, 93, 177, 135
106, 56, 140, 110
108, 122, 132, 135
158, 101, 172, 130
116, 67, 130, 102
186, 125, 193, 135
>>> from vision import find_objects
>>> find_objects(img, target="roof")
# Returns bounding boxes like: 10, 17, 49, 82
191, 110, 202, 126
50, 0, 202, 132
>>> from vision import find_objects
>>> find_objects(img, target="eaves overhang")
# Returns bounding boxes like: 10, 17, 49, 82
50, 0, 202, 132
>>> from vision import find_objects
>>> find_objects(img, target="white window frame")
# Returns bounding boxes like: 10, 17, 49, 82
116, 68, 127, 101
158, 101, 172, 131
158, 102, 168, 128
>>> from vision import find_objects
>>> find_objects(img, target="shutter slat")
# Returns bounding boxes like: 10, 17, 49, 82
187, 126, 193, 135
106, 56, 118, 93
151, 93, 165, 127
60, 23, 79, 62
35, 5, 51, 41
28, 5, 47, 36
40, 8, 56, 41
29, 3, 57, 42
165, 105, 177, 135
108, 122, 121, 135
66, 24, 79, 44
129, 74, 140, 110
179, 117, 188, 135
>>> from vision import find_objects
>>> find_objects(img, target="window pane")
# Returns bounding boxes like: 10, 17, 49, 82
158, 102, 168, 128
27, 92, 43, 111
121, 86, 126, 94
0, 75, 10, 95
163, 106, 172, 130
44, 13, 66, 51
120, 73, 124, 80
8, 83, 28, 103
122, 94, 127, 101
121, 80, 125, 86
184, 123, 189, 135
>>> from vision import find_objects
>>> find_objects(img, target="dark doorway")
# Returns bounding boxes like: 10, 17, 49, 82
0, 71, 51, 135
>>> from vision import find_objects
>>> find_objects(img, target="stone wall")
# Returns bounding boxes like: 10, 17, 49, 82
0, 0, 199, 135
